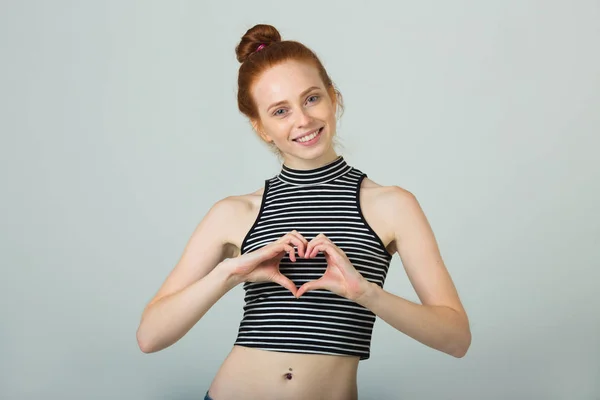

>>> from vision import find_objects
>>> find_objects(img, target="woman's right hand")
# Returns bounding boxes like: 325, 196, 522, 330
223, 230, 308, 296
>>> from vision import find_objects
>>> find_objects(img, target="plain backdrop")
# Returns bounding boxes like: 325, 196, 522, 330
1, 1, 599, 399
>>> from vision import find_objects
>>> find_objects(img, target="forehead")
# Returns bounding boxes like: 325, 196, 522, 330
252, 61, 323, 107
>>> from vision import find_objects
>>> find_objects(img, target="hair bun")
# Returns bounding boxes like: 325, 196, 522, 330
235, 24, 282, 63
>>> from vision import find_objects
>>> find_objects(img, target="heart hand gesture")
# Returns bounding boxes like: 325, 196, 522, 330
296, 233, 371, 301
225, 230, 307, 297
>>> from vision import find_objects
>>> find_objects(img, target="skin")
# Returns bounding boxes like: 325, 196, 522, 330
250, 60, 339, 170
136, 59, 471, 400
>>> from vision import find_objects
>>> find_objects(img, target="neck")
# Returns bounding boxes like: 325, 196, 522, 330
281, 147, 340, 170
277, 153, 350, 186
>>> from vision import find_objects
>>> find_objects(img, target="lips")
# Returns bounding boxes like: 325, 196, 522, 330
293, 127, 323, 141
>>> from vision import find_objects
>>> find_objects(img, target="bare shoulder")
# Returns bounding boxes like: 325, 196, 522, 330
140, 185, 266, 313
361, 176, 414, 197
362, 179, 468, 330
359, 177, 418, 254
142, 187, 264, 309
217, 186, 266, 257
215, 187, 263, 218
361, 177, 419, 212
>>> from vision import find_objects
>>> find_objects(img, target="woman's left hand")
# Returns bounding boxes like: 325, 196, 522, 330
296, 233, 371, 301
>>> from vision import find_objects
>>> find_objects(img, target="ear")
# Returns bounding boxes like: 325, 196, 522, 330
251, 119, 273, 143
327, 85, 338, 113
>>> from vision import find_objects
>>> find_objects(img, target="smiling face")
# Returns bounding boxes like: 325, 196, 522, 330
251, 60, 339, 169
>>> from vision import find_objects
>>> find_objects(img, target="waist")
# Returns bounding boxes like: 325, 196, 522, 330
209, 345, 359, 400
236, 284, 376, 360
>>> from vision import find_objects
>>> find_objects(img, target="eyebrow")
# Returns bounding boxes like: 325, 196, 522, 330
266, 86, 322, 112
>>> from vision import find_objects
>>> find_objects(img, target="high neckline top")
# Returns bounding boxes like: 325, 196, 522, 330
277, 156, 353, 186
237, 154, 393, 361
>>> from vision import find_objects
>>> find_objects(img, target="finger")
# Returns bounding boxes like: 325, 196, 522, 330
313, 234, 332, 247
296, 278, 326, 298
314, 242, 343, 262
278, 232, 306, 258
309, 242, 327, 259
289, 237, 305, 260
305, 236, 325, 258
281, 243, 295, 262
271, 273, 298, 297
290, 229, 308, 242
287, 231, 308, 258
279, 241, 303, 263
314, 233, 328, 241
263, 243, 293, 262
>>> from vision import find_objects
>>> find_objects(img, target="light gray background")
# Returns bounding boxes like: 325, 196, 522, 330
1, 1, 599, 399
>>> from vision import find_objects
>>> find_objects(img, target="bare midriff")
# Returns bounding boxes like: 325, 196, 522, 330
207, 345, 360, 400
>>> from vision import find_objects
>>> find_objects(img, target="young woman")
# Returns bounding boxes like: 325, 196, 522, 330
136, 24, 471, 400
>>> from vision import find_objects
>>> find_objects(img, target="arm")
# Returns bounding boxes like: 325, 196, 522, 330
356, 188, 471, 358
136, 197, 240, 353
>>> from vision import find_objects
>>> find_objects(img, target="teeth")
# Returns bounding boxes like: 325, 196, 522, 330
297, 129, 321, 143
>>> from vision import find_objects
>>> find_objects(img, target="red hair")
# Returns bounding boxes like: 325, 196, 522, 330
235, 24, 343, 123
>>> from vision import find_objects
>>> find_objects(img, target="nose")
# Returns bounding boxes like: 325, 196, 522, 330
295, 107, 313, 128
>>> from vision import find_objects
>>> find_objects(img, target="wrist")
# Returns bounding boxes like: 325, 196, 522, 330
213, 259, 243, 291
354, 280, 380, 308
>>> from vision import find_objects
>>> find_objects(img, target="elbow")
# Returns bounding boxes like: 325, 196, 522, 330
450, 328, 472, 358
136, 326, 155, 353
137, 331, 163, 354
136, 316, 161, 354
137, 322, 171, 354
136, 303, 162, 354
447, 308, 471, 358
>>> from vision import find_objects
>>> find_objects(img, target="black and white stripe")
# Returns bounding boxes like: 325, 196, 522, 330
234, 156, 393, 360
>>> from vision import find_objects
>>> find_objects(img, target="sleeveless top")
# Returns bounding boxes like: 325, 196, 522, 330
233, 156, 393, 360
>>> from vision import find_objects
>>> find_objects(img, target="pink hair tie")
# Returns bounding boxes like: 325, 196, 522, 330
256, 44, 266, 52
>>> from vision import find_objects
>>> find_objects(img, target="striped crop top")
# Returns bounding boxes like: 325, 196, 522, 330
233, 156, 393, 360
